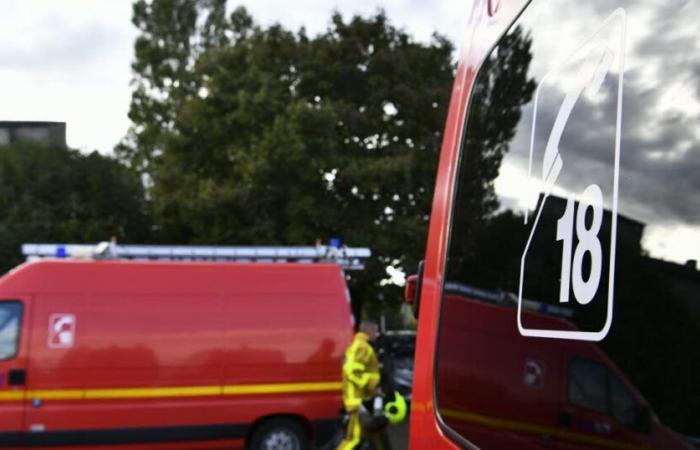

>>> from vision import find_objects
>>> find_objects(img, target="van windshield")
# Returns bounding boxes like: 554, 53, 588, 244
0, 302, 21, 360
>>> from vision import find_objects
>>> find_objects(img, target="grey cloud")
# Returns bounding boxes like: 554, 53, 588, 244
519, 74, 700, 227
0, 23, 122, 72
501, 1, 700, 232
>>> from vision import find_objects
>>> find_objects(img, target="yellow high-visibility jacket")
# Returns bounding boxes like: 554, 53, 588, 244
341, 331, 381, 413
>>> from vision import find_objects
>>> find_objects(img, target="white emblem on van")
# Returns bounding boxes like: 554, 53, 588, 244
523, 359, 545, 388
48, 314, 76, 348
518, 9, 627, 341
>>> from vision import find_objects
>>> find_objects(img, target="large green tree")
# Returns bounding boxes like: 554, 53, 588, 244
118, 1, 455, 313
0, 141, 150, 273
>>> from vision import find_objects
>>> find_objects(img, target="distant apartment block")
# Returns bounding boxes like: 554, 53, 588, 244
0, 121, 66, 147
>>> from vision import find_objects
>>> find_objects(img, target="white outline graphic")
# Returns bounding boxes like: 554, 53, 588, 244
518, 9, 627, 341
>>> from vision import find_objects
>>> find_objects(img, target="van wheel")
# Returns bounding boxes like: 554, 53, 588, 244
249, 417, 310, 450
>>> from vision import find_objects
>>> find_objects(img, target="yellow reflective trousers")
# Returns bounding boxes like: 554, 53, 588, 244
336, 411, 389, 450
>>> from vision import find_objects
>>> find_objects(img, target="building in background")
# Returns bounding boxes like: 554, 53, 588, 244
0, 121, 66, 147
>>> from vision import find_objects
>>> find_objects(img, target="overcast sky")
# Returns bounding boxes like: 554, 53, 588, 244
492, 0, 700, 265
0, 0, 469, 154
3, 1, 697, 266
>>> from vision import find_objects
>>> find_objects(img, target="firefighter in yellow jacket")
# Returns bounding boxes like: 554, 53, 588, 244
337, 319, 389, 450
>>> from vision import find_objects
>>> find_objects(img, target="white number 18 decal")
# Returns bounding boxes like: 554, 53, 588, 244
556, 184, 603, 305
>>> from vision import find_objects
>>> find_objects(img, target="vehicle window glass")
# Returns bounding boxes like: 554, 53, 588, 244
568, 359, 607, 414
434, 0, 700, 447
609, 371, 638, 428
0, 302, 22, 360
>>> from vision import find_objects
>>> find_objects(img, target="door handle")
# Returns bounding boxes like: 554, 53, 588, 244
404, 260, 425, 318
7, 369, 26, 386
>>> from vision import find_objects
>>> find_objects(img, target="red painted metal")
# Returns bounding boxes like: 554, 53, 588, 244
408, 1, 531, 448
0, 259, 353, 448
408, 2, 693, 449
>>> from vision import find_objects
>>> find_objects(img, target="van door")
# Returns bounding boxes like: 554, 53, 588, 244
410, 0, 700, 449
0, 299, 28, 437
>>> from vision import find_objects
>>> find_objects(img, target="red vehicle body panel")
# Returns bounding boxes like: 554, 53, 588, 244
409, 1, 693, 449
0, 259, 353, 448
408, 1, 529, 448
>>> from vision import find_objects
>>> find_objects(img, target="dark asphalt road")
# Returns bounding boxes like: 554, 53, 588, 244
387, 420, 409, 449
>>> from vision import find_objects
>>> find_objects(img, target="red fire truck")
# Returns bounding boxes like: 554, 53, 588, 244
408, 0, 699, 449
0, 243, 367, 449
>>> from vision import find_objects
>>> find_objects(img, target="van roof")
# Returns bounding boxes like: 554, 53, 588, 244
0, 259, 348, 296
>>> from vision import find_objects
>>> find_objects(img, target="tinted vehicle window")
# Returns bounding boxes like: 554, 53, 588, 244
435, 0, 699, 448
0, 302, 22, 360
609, 370, 638, 428
568, 359, 607, 414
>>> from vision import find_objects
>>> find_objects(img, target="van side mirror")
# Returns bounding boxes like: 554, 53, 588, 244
633, 405, 651, 434
404, 275, 418, 305
404, 260, 424, 318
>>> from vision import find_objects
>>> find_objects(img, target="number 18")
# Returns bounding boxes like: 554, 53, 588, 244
556, 184, 604, 305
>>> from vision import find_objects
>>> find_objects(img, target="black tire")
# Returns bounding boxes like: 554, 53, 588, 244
248, 417, 310, 450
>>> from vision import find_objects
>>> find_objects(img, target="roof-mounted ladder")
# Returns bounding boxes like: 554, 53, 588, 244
22, 242, 371, 271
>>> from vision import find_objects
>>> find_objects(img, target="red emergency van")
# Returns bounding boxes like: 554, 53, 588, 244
434, 286, 690, 449
408, 0, 699, 448
0, 244, 362, 449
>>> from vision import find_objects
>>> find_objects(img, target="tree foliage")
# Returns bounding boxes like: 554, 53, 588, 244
446, 27, 536, 278
0, 141, 150, 272
118, 1, 455, 312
